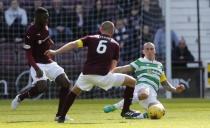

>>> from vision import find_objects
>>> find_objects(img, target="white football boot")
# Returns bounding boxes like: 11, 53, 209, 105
11, 94, 21, 110
54, 115, 74, 122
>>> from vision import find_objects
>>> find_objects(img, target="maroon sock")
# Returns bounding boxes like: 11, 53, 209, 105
56, 87, 70, 117
18, 86, 40, 101
122, 86, 134, 113
60, 91, 77, 118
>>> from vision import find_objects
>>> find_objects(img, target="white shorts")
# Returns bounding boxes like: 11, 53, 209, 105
30, 62, 65, 85
133, 83, 160, 110
75, 72, 125, 91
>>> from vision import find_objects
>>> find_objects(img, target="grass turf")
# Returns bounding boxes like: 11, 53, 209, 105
0, 98, 210, 128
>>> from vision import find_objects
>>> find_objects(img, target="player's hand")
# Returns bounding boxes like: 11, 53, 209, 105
36, 69, 43, 78
175, 84, 185, 93
44, 49, 57, 57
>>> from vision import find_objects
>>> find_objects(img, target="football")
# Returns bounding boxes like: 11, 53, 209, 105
148, 104, 165, 119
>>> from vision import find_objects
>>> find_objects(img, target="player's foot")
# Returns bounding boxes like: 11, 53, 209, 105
56, 115, 74, 123
57, 116, 65, 123
54, 115, 70, 121
103, 105, 117, 113
11, 94, 21, 110
121, 110, 141, 119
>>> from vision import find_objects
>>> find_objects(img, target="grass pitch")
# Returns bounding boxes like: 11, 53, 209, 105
0, 98, 210, 128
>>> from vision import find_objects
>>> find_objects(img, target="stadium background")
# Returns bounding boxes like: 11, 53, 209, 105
0, 0, 209, 99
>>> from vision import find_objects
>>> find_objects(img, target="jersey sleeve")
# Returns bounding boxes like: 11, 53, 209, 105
160, 65, 167, 82
160, 72, 167, 82
23, 31, 32, 50
79, 36, 90, 47
129, 59, 139, 71
75, 39, 84, 48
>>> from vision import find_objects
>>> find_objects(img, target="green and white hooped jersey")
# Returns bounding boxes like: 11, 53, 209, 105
130, 57, 167, 92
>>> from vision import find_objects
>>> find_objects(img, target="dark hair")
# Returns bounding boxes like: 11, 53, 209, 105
34, 7, 49, 29
35, 7, 49, 17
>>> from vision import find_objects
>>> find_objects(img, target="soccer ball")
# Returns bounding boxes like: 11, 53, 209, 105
148, 104, 165, 119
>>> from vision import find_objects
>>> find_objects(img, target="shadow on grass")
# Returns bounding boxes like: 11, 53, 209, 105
6, 120, 45, 123
67, 121, 127, 125
67, 122, 104, 125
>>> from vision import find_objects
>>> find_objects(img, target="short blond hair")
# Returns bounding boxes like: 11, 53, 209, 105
100, 21, 115, 36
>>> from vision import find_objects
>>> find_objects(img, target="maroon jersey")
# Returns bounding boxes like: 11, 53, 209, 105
80, 34, 120, 75
23, 24, 53, 64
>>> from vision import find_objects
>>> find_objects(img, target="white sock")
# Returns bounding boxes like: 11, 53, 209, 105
113, 99, 124, 109
113, 95, 139, 109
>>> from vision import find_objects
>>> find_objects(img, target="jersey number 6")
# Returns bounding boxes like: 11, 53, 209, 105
96, 40, 107, 54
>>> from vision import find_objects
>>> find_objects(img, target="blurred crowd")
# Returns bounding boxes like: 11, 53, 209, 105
0, 0, 194, 64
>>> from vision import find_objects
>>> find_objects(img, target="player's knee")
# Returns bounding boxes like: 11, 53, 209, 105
55, 74, 72, 88
138, 88, 150, 100
36, 80, 48, 93
130, 77, 137, 86
59, 79, 71, 88
71, 86, 82, 96
123, 76, 136, 87
138, 92, 149, 100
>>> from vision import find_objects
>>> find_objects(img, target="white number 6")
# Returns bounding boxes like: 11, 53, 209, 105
96, 40, 107, 54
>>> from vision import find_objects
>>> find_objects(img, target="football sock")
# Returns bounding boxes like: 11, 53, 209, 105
60, 91, 77, 117
114, 100, 124, 109
122, 86, 134, 113
56, 87, 69, 117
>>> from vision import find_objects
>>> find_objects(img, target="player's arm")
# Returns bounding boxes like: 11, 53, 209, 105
161, 80, 177, 93
55, 39, 82, 54
111, 42, 134, 73
112, 65, 134, 74
44, 39, 83, 56
160, 74, 185, 93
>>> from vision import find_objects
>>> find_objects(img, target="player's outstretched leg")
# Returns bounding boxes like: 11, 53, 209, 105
103, 104, 148, 119
103, 100, 124, 113
11, 80, 48, 110
104, 95, 140, 113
